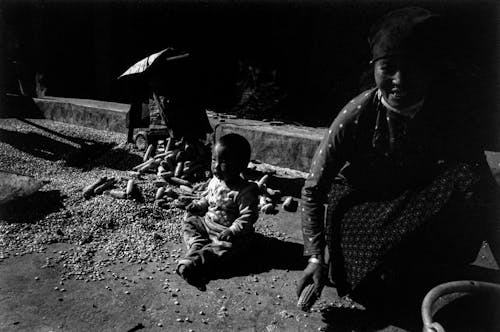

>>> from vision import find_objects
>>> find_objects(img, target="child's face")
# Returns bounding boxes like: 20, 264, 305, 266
374, 56, 433, 109
212, 143, 240, 182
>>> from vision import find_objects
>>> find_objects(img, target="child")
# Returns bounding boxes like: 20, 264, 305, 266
176, 133, 259, 289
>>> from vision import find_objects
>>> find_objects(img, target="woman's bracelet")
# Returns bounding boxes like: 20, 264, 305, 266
308, 256, 323, 265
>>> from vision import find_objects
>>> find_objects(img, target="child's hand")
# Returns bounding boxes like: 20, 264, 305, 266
217, 229, 234, 242
186, 202, 203, 214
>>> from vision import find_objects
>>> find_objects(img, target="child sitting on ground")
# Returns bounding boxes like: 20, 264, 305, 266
176, 133, 259, 289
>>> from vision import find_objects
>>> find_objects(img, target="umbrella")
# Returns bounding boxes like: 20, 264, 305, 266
118, 48, 190, 79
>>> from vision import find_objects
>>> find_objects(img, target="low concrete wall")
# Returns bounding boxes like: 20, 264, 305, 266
33, 97, 129, 134
211, 118, 323, 172
29, 97, 324, 172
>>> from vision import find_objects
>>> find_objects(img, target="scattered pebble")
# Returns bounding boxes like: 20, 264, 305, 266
0, 119, 302, 325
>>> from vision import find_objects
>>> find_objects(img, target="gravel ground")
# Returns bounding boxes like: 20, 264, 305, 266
3, 118, 498, 331
0, 118, 354, 331
0, 118, 297, 283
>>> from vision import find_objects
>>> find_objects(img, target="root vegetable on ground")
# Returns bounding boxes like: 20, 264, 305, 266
83, 177, 108, 199
94, 178, 117, 195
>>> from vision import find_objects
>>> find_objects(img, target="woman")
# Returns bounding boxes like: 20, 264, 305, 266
297, 7, 498, 307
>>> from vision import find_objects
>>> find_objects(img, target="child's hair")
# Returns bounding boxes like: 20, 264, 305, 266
217, 133, 251, 171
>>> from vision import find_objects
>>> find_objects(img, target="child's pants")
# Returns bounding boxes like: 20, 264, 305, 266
180, 214, 250, 273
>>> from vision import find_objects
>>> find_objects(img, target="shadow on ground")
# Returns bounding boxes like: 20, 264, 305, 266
0, 126, 142, 171
320, 289, 500, 332
0, 190, 65, 223
210, 233, 306, 280
320, 279, 500, 332
319, 264, 500, 332
81, 144, 143, 171
431, 292, 500, 331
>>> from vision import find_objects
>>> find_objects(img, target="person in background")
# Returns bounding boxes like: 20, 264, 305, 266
125, 49, 213, 145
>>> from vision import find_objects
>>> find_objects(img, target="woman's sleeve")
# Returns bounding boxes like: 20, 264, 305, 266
301, 114, 351, 256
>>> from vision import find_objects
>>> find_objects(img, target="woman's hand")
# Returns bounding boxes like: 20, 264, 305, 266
296, 256, 326, 298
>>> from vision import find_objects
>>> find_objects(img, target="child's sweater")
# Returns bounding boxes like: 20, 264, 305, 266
195, 177, 259, 236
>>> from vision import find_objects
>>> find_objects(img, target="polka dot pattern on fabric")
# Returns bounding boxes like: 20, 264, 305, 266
324, 163, 479, 290
301, 88, 378, 257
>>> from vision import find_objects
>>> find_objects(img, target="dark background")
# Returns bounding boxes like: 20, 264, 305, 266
0, 0, 498, 136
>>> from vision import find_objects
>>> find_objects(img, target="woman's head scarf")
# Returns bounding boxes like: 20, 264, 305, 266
368, 7, 443, 64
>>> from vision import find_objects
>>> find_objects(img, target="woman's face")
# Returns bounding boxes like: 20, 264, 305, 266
374, 56, 433, 109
